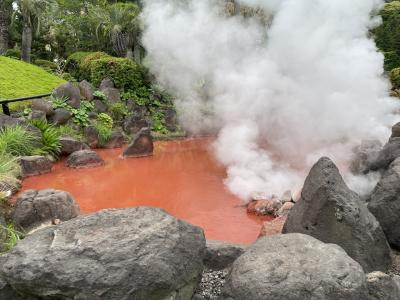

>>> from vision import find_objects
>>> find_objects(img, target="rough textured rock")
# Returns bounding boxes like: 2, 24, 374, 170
258, 216, 287, 237
49, 108, 72, 125
11, 189, 79, 230
31, 99, 54, 117
276, 201, 294, 217
367, 138, 400, 172
84, 126, 99, 148
368, 158, 400, 249
99, 78, 114, 90
0, 113, 24, 129
28, 110, 46, 121
19, 156, 52, 177
53, 82, 81, 108
222, 234, 368, 300
247, 199, 282, 216
93, 99, 108, 113
0, 210, 8, 253
78, 80, 94, 101
102, 87, 121, 103
66, 150, 104, 169
391, 122, 400, 140
101, 130, 125, 149
350, 139, 382, 174
282, 157, 391, 272
123, 127, 154, 158
194, 269, 228, 300
204, 241, 246, 270
1, 207, 206, 300
366, 272, 400, 300
0, 277, 28, 300
60, 136, 89, 156
123, 114, 149, 135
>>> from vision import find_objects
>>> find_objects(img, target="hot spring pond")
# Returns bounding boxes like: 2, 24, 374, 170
20, 138, 270, 244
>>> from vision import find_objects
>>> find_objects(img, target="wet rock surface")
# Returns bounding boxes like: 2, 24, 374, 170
11, 189, 80, 230
222, 233, 368, 300
1, 207, 206, 300
258, 216, 287, 237
123, 127, 154, 158
66, 150, 105, 168
101, 130, 125, 149
367, 137, 400, 172
19, 156, 52, 178
60, 136, 89, 155
283, 157, 391, 272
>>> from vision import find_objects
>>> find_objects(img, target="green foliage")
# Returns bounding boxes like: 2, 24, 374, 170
33, 59, 57, 72
0, 151, 21, 192
1, 224, 22, 251
97, 113, 114, 129
93, 90, 107, 102
390, 67, 400, 89
151, 111, 169, 135
30, 119, 61, 158
3, 48, 21, 59
0, 56, 65, 111
94, 113, 113, 145
70, 101, 95, 127
0, 126, 38, 156
59, 72, 76, 82
65, 52, 93, 80
109, 102, 128, 122
56, 124, 83, 141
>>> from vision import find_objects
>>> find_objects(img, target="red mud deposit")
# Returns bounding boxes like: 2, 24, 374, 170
20, 138, 273, 244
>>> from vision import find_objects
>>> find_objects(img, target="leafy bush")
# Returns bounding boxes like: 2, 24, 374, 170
97, 113, 113, 129
94, 113, 113, 145
50, 96, 94, 127
34, 59, 58, 73
65, 52, 92, 80
151, 111, 169, 134
56, 125, 84, 141
0, 126, 38, 156
0, 151, 21, 193
109, 102, 129, 122
93, 90, 108, 102
3, 48, 21, 59
59, 72, 76, 82
30, 119, 61, 158
391, 68, 400, 89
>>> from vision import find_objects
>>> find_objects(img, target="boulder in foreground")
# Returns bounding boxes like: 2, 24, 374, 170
1, 207, 206, 299
123, 127, 154, 158
19, 156, 52, 177
66, 150, 104, 168
283, 157, 391, 272
11, 189, 79, 230
222, 233, 367, 300
366, 271, 400, 300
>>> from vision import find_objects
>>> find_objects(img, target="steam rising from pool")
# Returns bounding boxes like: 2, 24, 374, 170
142, 0, 399, 201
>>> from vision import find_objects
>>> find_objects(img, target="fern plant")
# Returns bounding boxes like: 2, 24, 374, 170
30, 119, 61, 158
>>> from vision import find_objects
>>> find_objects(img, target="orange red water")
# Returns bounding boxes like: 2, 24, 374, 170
20, 138, 272, 244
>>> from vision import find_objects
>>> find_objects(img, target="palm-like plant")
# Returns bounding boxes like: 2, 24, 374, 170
93, 3, 141, 61
14, 0, 55, 62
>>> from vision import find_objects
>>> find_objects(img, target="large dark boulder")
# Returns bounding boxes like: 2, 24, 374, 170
350, 139, 382, 174
49, 108, 72, 125
367, 138, 400, 172
31, 99, 54, 117
0, 113, 24, 129
123, 114, 150, 135
368, 158, 400, 249
11, 189, 79, 230
66, 150, 104, 168
366, 272, 400, 300
102, 87, 121, 103
84, 126, 99, 148
101, 130, 125, 149
19, 156, 52, 178
60, 136, 89, 156
53, 82, 81, 108
78, 80, 94, 101
1, 207, 206, 299
99, 78, 114, 90
222, 234, 368, 300
123, 127, 154, 158
93, 99, 108, 114
204, 241, 246, 270
28, 110, 46, 121
282, 157, 391, 272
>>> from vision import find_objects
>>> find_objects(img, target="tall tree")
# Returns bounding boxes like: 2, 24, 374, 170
0, 0, 13, 54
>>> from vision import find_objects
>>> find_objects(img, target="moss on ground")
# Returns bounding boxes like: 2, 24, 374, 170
0, 56, 65, 110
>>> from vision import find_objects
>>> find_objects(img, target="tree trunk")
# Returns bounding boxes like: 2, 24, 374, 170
0, 3, 9, 55
21, 24, 32, 62
126, 48, 134, 61
133, 45, 141, 64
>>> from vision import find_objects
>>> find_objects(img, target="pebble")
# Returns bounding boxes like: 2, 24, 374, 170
193, 268, 229, 299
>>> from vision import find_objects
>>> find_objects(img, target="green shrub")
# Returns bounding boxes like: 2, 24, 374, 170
33, 59, 57, 73
1, 224, 22, 251
30, 119, 61, 158
60, 72, 76, 82
391, 68, 400, 89
151, 111, 169, 134
95, 113, 113, 145
65, 52, 92, 80
50, 96, 94, 127
3, 48, 21, 59
56, 125, 84, 140
0, 126, 38, 156
109, 102, 129, 122
0, 151, 21, 193
93, 90, 107, 102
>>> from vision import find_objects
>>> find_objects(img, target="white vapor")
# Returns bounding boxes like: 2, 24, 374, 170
142, 0, 400, 201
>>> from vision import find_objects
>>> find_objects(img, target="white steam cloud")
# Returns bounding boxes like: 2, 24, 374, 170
142, 0, 399, 201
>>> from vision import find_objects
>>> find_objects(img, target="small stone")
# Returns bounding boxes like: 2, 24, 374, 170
66, 150, 105, 169
123, 127, 154, 158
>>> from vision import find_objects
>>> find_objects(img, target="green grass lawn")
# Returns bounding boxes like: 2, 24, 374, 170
0, 56, 65, 111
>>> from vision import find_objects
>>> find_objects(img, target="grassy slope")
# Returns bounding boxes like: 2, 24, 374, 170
0, 56, 65, 110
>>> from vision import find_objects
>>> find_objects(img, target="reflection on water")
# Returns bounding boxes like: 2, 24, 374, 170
20, 138, 272, 244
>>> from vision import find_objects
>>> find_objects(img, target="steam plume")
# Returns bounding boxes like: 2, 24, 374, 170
142, 0, 399, 201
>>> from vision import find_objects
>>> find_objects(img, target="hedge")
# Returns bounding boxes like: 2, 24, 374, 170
390, 67, 400, 89
65, 52, 92, 80
33, 59, 58, 73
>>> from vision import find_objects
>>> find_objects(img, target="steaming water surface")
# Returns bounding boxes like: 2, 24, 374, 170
20, 138, 270, 244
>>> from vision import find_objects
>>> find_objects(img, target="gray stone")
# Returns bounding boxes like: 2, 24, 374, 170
60, 136, 89, 156
366, 272, 400, 300
11, 189, 79, 231
282, 157, 391, 272
350, 139, 382, 174
102, 87, 121, 103
367, 138, 400, 172
1, 207, 205, 300
19, 156, 52, 178
0, 113, 24, 130
123, 127, 154, 158
78, 80, 94, 101
28, 110, 46, 121
84, 126, 99, 148
49, 108, 72, 125
93, 99, 108, 114
101, 130, 125, 149
368, 158, 400, 249
123, 115, 149, 135
66, 150, 104, 169
31, 99, 54, 117
204, 240, 246, 270
391, 122, 400, 140
53, 82, 81, 108
222, 233, 368, 300
99, 78, 114, 90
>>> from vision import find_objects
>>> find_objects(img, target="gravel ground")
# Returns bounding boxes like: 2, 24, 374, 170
192, 268, 229, 300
